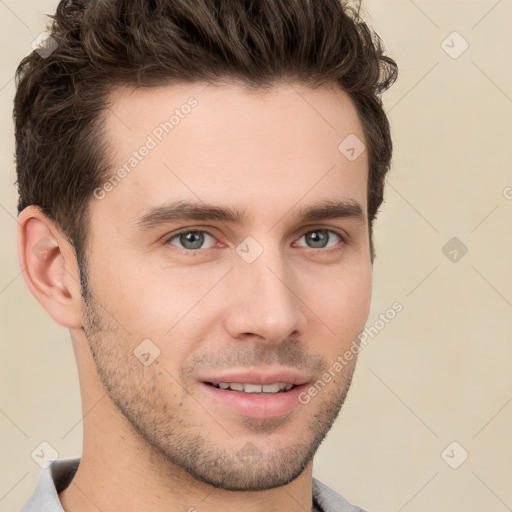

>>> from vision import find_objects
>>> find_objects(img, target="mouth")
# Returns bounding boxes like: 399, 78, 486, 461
198, 371, 310, 419
205, 382, 295, 393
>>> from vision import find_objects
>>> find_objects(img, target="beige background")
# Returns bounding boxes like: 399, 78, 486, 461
1, 1, 511, 511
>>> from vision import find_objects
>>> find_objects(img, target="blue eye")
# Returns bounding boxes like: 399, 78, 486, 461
167, 230, 216, 251
296, 230, 342, 249
166, 228, 343, 253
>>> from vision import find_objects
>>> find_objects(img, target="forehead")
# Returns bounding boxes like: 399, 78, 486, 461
95, 81, 368, 230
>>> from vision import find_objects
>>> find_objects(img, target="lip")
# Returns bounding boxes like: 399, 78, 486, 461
198, 370, 311, 419
201, 370, 309, 387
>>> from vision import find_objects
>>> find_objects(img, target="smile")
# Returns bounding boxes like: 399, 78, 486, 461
206, 382, 294, 393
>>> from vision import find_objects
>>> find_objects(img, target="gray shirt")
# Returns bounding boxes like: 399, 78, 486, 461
20, 458, 367, 512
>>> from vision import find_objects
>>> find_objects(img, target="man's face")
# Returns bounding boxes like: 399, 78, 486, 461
80, 82, 372, 490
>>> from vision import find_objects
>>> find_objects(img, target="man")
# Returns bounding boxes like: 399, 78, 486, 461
14, 0, 397, 510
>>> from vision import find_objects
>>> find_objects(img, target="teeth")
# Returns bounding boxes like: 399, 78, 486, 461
262, 383, 281, 393
213, 382, 294, 393
244, 383, 262, 393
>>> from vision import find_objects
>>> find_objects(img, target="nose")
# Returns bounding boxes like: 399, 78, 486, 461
223, 246, 306, 344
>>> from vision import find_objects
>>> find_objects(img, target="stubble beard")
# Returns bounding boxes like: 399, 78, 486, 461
78, 263, 357, 491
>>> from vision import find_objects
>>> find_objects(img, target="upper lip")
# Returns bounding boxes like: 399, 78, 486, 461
200, 369, 310, 386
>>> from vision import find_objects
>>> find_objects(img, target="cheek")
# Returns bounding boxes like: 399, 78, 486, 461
89, 262, 227, 371
301, 264, 372, 348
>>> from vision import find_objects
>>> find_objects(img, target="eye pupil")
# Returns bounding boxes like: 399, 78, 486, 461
306, 230, 329, 248
180, 231, 204, 250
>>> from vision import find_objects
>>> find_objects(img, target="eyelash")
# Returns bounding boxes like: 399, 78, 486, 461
164, 228, 346, 255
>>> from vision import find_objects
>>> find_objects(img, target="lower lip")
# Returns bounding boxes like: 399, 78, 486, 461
199, 382, 309, 419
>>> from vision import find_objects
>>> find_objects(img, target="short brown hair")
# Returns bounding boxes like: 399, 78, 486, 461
14, 0, 397, 262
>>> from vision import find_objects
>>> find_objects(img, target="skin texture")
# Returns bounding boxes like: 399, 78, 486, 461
18, 82, 372, 512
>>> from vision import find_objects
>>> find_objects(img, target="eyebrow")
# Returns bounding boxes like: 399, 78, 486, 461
133, 198, 365, 231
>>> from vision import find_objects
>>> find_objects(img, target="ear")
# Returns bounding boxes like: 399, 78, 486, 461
17, 205, 83, 329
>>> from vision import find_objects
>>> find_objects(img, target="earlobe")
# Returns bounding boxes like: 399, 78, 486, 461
17, 206, 83, 329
